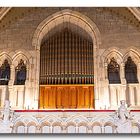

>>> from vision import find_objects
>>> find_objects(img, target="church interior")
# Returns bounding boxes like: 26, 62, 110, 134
0, 7, 140, 133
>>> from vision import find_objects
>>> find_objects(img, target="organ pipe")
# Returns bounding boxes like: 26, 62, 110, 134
40, 28, 93, 85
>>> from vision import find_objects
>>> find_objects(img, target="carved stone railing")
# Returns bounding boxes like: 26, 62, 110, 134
0, 100, 140, 133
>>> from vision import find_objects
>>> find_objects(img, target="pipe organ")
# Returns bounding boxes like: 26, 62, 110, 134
40, 28, 94, 109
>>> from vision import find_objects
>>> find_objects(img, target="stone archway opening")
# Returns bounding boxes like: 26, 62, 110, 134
32, 9, 101, 109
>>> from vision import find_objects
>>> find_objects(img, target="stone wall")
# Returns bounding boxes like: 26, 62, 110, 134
0, 8, 139, 109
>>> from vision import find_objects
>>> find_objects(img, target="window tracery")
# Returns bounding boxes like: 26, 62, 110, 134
0, 59, 10, 85
125, 56, 138, 83
14, 59, 26, 85
107, 57, 121, 84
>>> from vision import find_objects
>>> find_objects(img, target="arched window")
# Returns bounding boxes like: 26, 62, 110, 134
107, 57, 121, 84
0, 59, 10, 85
14, 59, 26, 85
125, 57, 138, 83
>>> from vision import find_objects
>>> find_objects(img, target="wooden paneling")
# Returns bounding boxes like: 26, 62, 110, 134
39, 85, 94, 109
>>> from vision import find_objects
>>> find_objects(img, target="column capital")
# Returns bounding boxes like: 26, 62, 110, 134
120, 62, 125, 67
104, 63, 108, 67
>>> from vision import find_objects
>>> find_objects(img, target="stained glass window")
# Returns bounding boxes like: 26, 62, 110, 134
125, 57, 138, 83
0, 59, 10, 85
108, 57, 121, 84
14, 59, 26, 85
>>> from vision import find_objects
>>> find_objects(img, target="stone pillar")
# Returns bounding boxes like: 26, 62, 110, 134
129, 86, 135, 106
9, 64, 15, 86
62, 125, 67, 133
16, 86, 25, 109
36, 126, 41, 133
8, 64, 15, 108
103, 63, 110, 109
101, 126, 105, 133
88, 126, 92, 133
110, 86, 117, 108
34, 49, 40, 109
1, 86, 7, 107
24, 126, 28, 133
120, 63, 126, 101
76, 125, 79, 133
94, 45, 100, 109
136, 63, 140, 106
50, 126, 53, 133
136, 85, 140, 106
137, 63, 140, 83
104, 63, 108, 80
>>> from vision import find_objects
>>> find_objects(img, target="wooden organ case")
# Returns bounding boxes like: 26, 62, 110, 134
39, 28, 94, 109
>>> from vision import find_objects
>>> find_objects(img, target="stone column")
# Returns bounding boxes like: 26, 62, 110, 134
76, 125, 79, 133
110, 86, 117, 108
34, 48, 40, 109
8, 65, 15, 108
104, 63, 108, 80
103, 63, 110, 109
87, 126, 92, 133
24, 65, 32, 109
94, 44, 100, 109
137, 63, 140, 83
24, 126, 28, 133
62, 125, 67, 133
1, 86, 7, 107
120, 63, 126, 101
17, 86, 25, 109
129, 86, 135, 106
101, 126, 105, 133
50, 126, 53, 133
36, 126, 41, 133
136, 85, 140, 106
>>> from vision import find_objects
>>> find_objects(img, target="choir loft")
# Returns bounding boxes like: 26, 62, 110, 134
39, 23, 94, 109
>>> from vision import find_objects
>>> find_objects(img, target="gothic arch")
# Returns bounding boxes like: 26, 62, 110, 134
0, 52, 12, 65
12, 53, 30, 67
103, 49, 123, 65
32, 9, 101, 49
123, 49, 140, 64
11, 51, 32, 84
66, 122, 76, 128
32, 9, 101, 109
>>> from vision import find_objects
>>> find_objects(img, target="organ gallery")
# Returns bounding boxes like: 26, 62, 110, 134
0, 7, 140, 134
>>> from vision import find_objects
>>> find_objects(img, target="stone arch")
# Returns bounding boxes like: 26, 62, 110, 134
52, 122, 62, 127
131, 122, 140, 133
40, 115, 61, 124
103, 48, 123, 65
40, 122, 51, 127
40, 122, 51, 133
14, 121, 25, 133
104, 121, 116, 133
0, 52, 12, 65
92, 122, 101, 127
123, 49, 140, 84
27, 121, 37, 127
66, 122, 76, 128
103, 49, 123, 84
32, 9, 101, 49
12, 52, 30, 67
123, 49, 140, 64
78, 122, 88, 127
32, 9, 101, 109
67, 115, 89, 123
104, 121, 116, 127
11, 51, 31, 85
